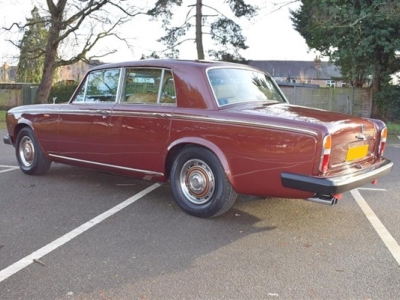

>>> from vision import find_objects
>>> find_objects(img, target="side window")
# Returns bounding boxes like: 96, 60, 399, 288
160, 70, 176, 105
122, 68, 177, 105
74, 69, 120, 103
124, 69, 162, 104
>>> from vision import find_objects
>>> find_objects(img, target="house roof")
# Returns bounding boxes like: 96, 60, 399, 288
248, 60, 342, 80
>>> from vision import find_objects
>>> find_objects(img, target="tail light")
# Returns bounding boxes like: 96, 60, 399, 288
378, 127, 387, 157
319, 134, 332, 173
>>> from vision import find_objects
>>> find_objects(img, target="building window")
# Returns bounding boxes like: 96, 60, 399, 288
326, 80, 336, 87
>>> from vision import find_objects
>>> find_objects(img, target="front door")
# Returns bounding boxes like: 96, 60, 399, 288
56, 68, 121, 164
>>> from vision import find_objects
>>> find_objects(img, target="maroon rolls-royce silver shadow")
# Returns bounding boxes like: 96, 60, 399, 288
3, 60, 393, 218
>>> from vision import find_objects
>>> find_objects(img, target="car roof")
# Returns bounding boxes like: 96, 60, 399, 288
89, 59, 252, 72
85, 59, 274, 110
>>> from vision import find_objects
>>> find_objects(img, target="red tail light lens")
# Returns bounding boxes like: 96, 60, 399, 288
319, 135, 331, 173
378, 127, 387, 157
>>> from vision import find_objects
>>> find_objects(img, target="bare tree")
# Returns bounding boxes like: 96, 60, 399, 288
4, 0, 143, 103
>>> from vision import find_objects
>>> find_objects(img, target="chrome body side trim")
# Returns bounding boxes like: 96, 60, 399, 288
54, 109, 318, 136
49, 154, 164, 177
172, 114, 319, 136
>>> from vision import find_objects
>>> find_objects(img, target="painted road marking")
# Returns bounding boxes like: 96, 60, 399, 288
0, 183, 161, 283
351, 189, 400, 266
357, 188, 386, 192
0, 165, 19, 174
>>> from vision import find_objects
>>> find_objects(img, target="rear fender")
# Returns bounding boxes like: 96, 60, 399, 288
166, 137, 234, 184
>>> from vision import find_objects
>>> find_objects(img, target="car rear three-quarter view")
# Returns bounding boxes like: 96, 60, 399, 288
3, 59, 394, 218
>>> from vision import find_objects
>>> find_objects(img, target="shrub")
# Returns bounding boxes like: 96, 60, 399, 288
374, 84, 400, 123
49, 83, 79, 104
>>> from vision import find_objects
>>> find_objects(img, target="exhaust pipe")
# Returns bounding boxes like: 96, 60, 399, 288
307, 195, 339, 206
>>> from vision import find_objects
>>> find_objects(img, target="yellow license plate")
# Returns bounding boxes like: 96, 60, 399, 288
346, 144, 369, 161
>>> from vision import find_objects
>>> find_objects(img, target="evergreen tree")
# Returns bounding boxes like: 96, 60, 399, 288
291, 0, 400, 119
16, 7, 48, 83
147, 0, 258, 60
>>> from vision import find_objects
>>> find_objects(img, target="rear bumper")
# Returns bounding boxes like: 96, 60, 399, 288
281, 159, 393, 195
3, 134, 12, 145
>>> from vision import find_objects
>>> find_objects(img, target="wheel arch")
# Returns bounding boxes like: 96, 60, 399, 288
165, 137, 233, 184
14, 121, 50, 162
13, 120, 34, 145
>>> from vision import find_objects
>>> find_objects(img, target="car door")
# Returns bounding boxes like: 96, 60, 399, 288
109, 68, 176, 178
56, 68, 121, 164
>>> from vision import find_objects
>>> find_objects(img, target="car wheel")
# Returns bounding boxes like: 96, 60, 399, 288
16, 127, 52, 175
170, 146, 237, 218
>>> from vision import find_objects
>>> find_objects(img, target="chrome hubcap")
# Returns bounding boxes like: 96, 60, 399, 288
180, 159, 215, 205
19, 136, 35, 167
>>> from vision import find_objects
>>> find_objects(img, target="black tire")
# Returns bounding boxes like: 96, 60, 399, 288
169, 146, 237, 218
15, 127, 52, 175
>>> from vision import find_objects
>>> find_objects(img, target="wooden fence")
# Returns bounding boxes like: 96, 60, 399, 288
0, 83, 372, 118
0, 84, 38, 109
279, 85, 372, 118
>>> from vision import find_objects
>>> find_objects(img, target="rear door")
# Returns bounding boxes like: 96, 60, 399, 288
109, 68, 176, 177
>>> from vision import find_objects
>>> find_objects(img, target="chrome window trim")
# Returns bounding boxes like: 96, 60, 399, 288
116, 67, 126, 104
157, 69, 165, 104
74, 73, 89, 104
120, 67, 177, 107
71, 68, 122, 104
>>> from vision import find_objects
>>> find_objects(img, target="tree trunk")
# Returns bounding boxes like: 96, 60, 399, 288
35, 52, 57, 104
35, 0, 66, 104
371, 77, 381, 119
370, 61, 382, 119
195, 0, 204, 60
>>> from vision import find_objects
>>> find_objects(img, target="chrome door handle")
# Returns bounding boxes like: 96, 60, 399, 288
153, 113, 171, 118
95, 110, 109, 118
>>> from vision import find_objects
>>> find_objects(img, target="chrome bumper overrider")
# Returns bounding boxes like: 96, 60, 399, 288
3, 134, 12, 145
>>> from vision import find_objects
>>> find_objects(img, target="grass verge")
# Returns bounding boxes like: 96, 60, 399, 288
0, 110, 6, 130
387, 122, 400, 135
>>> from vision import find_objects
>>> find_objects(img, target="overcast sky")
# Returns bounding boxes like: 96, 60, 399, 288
0, 0, 321, 65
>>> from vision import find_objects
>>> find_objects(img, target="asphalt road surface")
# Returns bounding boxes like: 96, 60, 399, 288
0, 129, 399, 300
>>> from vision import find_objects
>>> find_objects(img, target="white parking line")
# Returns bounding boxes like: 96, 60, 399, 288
0, 165, 19, 174
0, 183, 161, 283
357, 188, 386, 192
351, 189, 400, 266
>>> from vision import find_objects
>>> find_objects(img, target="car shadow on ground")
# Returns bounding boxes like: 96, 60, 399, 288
1, 162, 369, 300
